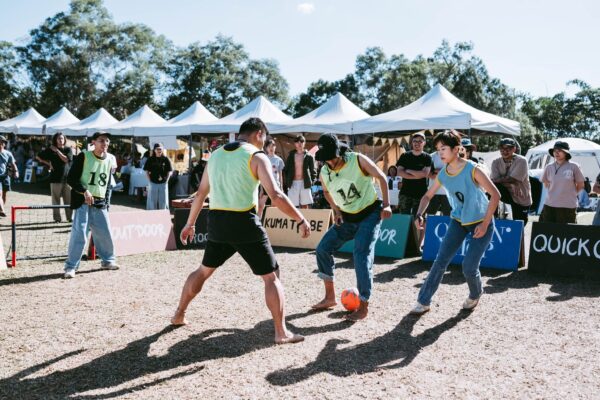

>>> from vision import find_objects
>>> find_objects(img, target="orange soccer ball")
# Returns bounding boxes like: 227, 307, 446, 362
341, 287, 361, 311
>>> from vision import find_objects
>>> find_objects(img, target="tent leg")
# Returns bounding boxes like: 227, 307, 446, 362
188, 134, 193, 195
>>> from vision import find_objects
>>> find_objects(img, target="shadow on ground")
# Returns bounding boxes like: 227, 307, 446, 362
266, 310, 473, 386
0, 311, 351, 399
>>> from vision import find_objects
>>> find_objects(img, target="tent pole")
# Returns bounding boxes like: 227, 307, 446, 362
188, 133, 193, 195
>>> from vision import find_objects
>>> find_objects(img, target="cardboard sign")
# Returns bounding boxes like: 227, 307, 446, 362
173, 208, 209, 249
422, 216, 523, 271
108, 210, 176, 256
339, 214, 416, 259
528, 222, 600, 279
263, 207, 333, 249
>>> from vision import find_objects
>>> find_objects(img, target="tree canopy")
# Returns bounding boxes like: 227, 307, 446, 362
0, 0, 597, 149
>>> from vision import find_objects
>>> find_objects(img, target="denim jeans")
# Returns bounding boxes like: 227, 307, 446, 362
147, 182, 168, 210
593, 207, 600, 226
417, 218, 494, 306
64, 205, 116, 271
316, 208, 382, 302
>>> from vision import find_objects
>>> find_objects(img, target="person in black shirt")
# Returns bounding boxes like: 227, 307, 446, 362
143, 143, 173, 210
396, 132, 432, 215
36, 133, 73, 222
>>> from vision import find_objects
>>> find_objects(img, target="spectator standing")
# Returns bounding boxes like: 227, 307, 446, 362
592, 173, 600, 226
63, 131, 119, 278
396, 132, 432, 215
259, 138, 285, 216
284, 135, 316, 208
539, 141, 585, 224
0, 135, 18, 216
144, 143, 173, 210
36, 133, 73, 222
490, 138, 532, 224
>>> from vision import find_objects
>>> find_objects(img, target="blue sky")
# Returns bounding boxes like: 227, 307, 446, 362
1, 0, 598, 98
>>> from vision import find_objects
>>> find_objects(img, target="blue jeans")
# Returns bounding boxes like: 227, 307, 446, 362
64, 205, 116, 271
417, 218, 494, 306
147, 182, 168, 210
316, 209, 382, 302
593, 207, 600, 226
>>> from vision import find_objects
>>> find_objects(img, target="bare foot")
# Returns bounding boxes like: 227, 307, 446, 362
311, 298, 337, 311
275, 332, 305, 345
344, 301, 368, 321
170, 310, 188, 326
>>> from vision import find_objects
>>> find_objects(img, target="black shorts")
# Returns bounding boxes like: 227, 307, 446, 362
0, 175, 10, 192
201, 237, 279, 275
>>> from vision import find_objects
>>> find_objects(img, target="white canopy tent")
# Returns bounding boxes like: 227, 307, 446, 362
48, 108, 119, 137
18, 107, 80, 135
526, 138, 600, 183
104, 105, 166, 137
190, 96, 292, 135
141, 101, 218, 137
269, 93, 369, 134
352, 84, 520, 136
0, 108, 46, 133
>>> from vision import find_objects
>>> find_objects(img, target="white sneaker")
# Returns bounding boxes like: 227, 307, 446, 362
409, 302, 430, 315
462, 297, 480, 310
101, 262, 120, 270
64, 270, 76, 279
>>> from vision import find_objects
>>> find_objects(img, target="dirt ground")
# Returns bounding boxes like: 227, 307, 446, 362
0, 184, 599, 399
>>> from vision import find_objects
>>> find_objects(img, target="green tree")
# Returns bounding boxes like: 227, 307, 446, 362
287, 74, 362, 117
18, 0, 171, 118
164, 35, 289, 118
0, 42, 20, 120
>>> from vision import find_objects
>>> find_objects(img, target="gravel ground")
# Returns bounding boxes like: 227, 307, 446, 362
0, 184, 599, 399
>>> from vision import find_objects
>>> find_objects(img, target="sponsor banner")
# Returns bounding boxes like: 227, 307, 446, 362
263, 207, 333, 249
108, 210, 176, 256
422, 216, 523, 271
339, 214, 415, 259
173, 208, 209, 249
528, 222, 600, 279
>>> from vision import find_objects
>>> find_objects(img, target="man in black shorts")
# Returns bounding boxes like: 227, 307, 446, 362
171, 118, 311, 345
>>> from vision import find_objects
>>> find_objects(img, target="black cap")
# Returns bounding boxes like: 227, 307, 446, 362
549, 140, 571, 160
91, 131, 112, 140
499, 138, 517, 148
315, 133, 348, 162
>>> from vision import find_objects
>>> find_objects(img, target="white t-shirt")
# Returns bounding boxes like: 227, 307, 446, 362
267, 154, 284, 187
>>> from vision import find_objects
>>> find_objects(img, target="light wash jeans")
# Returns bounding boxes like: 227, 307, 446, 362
417, 218, 494, 306
316, 208, 382, 302
64, 205, 116, 272
593, 207, 600, 226
147, 182, 168, 210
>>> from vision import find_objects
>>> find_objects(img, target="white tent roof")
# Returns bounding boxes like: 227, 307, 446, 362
0, 108, 46, 133
142, 101, 218, 136
18, 107, 80, 135
48, 108, 119, 137
269, 93, 369, 134
352, 84, 520, 136
105, 105, 167, 136
190, 96, 291, 134
526, 137, 600, 182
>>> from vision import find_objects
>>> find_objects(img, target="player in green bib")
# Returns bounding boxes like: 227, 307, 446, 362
172, 118, 311, 345
64, 131, 118, 278
312, 134, 392, 321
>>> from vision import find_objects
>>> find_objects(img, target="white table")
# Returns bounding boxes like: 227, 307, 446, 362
129, 170, 149, 195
